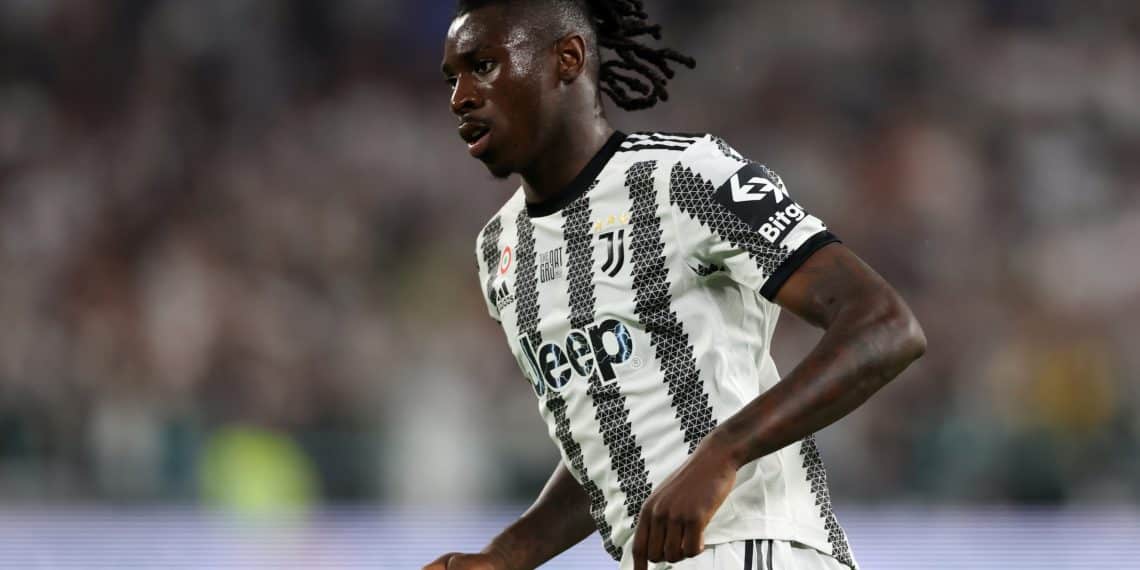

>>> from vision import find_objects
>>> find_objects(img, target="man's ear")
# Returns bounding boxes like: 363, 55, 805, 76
556, 34, 587, 82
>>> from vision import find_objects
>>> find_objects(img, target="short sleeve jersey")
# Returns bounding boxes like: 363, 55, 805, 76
474, 132, 857, 569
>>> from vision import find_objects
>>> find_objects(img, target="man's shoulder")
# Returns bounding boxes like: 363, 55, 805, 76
623, 131, 754, 199
616, 131, 751, 173
617, 131, 709, 157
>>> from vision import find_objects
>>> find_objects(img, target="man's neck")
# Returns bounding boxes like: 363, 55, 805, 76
519, 119, 614, 207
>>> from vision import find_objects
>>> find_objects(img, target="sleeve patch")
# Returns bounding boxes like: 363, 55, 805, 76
713, 162, 807, 245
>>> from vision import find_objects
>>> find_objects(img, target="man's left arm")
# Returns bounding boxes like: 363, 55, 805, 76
632, 243, 926, 569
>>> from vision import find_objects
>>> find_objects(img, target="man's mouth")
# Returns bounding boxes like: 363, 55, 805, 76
458, 122, 492, 158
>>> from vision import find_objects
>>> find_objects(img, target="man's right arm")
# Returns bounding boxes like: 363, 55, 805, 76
422, 462, 596, 570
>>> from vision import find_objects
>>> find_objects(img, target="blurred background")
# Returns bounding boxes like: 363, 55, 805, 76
0, 0, 1138, 567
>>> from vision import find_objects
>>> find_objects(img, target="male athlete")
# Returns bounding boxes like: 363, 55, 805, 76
427, 1, 926, 569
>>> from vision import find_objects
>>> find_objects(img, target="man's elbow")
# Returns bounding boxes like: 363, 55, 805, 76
899, 311, 927, 364
852, 287, 926, 372
883, 299, 926, 368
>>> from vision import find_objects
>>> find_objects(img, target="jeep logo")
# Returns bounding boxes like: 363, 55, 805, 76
518, 319, 635, 396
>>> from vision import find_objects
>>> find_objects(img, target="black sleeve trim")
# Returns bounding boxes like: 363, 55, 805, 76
759, 231, 841, 300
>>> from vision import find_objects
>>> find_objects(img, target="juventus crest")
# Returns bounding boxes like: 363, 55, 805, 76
599, 229, 626, 277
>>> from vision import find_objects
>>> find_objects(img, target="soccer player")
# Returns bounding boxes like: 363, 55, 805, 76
426, 1, 926, 569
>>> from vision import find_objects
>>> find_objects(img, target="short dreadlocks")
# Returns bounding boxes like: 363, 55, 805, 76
454, 0, 695, 111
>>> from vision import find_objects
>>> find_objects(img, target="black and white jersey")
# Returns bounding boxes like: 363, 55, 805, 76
474, 132, 857, 569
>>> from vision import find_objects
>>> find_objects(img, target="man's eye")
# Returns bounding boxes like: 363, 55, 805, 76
475, 60, 497, 75
445, 76, 457, 88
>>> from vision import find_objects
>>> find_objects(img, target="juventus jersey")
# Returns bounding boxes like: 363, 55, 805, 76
474, 132, 857, 569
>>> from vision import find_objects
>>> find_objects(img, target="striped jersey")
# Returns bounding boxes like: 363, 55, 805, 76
474, 131, 857, 569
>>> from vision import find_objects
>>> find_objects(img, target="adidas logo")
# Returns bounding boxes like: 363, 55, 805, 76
491, 279, 516, 311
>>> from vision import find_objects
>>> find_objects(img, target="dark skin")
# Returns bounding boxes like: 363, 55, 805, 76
440, 5, 611, 203
628, 244, 926, 569
427, 6, 926, 570
423, 462, 595, 570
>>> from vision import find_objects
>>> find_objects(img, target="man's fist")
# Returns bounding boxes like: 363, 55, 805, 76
422, 551, 508, 570
631, 435, 740, 570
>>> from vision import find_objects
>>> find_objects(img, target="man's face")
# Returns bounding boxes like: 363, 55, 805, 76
441, 7, 554, 179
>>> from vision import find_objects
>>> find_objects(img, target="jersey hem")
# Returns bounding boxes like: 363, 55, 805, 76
617, 516, 843, 568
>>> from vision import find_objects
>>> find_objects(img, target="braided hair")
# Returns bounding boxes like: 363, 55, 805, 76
454, 0, 695, 111
584, 0, 695, 110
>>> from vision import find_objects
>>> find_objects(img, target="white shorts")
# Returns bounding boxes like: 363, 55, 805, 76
620, 539, 854, 570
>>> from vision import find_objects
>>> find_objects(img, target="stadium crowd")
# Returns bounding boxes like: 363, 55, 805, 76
0, 0, 1137, 508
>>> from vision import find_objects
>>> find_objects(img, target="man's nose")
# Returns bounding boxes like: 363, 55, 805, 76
450, 75, 482, 116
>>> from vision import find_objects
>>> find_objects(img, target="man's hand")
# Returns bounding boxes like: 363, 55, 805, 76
631, 434, 739, 570
421, 551, 507, 570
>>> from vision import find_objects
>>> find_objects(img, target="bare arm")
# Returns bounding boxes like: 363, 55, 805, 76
711, 242, 926, 466
423, 462, 596, 570
632, 243, 926, 569
486, 461, 597, 568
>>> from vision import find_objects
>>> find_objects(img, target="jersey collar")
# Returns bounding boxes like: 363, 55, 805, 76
525, 131, 626, 218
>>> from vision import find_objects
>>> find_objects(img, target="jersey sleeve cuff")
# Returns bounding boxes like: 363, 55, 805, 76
759, 231, 841, 301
